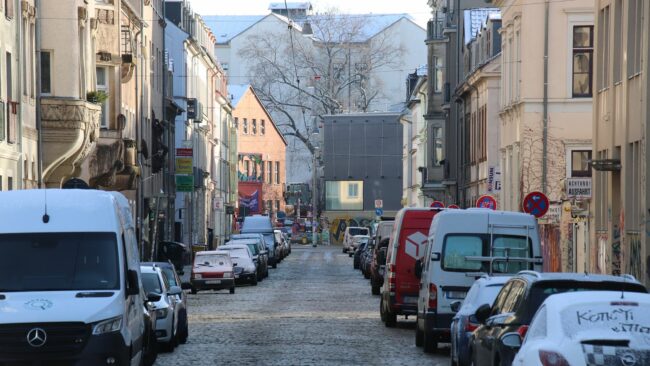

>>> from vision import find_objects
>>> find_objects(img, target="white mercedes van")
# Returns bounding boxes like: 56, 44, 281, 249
0, 189, 151, 365
414, 208, 542, 353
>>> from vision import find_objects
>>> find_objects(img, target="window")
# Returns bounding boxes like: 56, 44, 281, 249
572, 26, 593, 97
598, 6, 610, 89
261, 120, 266, 135
275, 200, 280, 212
41, 51, 52, 95
491, 282, 513, 315
5, 0, 13, 19
234, 117, 238, 130
7, 177, 12, 191
267, 161, 272, 183
274, 161, 280, 184
243, 118, 248, 134
244, 160, 250, 177
0, 175, 2, 191
221, 62, 229, 71
260, 160, 265, 183
325, 181, 363, 210
571, 150, 592, 177
252, 119, 257, 135
613, 0, 623, 83
442, 235, 483, 271
96, 67, 109, 128
627, 0, 644, 77
500, 280, 526, 313
442, 234, 533, 273
433, 57, 443, 93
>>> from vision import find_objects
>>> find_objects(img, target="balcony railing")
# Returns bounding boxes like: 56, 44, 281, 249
427, 19, 445, 41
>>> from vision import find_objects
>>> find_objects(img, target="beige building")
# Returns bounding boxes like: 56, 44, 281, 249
493, 0, 594, 272
0, 0, 38, 191
592, 0, 649, 284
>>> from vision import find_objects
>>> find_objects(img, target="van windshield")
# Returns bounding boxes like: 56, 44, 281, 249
442, 234, 532, 273
0, 232, 119, 292
349, 228, 369, 236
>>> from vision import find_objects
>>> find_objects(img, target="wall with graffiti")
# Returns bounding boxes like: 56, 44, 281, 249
323, 211, 393, 245
539, 224, 561, 272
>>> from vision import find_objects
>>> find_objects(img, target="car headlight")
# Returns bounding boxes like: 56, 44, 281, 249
223, 272, 233, 278
194, 273, 202, 279
155, 308, 169, 318
92, 316, 123, 335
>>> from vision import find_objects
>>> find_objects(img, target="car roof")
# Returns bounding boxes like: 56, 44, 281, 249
515, 271, 642, 285
140, 265, 161, 274
475, 275, 512, 286
196, 250, 231, 256
541, 291, 650, 310
220, 244, 250, 249
141, 261, 174, 269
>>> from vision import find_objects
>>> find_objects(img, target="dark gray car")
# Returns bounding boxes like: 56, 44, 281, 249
231, 233, 270, 276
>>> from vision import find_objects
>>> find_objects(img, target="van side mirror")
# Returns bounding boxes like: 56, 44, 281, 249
475, 303, 492, 324
450, 300, 462, 313
414, 259, 423, 279
431, 252, 441, 261
126, 269, 140, 296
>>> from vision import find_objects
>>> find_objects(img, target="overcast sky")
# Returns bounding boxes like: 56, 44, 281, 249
188, 0, 432, 27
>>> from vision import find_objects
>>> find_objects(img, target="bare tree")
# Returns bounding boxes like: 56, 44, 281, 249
238, 10, 405, 156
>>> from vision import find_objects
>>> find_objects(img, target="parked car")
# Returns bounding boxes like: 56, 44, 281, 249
241, 215, 278, 268
450, 276, 510, 366
415, 209, 543, 353
470, 272, 648, 366
353, 241, 367, 270
231, 233, 269, 278
190, 250, 236, 294
343, 226, 370, 253
226, 239, 267, 281
142, 295, 160, 366
512, 291, 650, 366
348, 235, 370, 257
141, 265, 183, 351
360, 240, 375, 278
274, 229, 287, 260
370, 237, 391, 295
218, 244, 258, 285
380, 208, 440, 328
0, 189, 150, 365
142, 262, 190, 345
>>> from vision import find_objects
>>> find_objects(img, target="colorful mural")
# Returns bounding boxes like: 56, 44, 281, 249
327, 215, 375, 245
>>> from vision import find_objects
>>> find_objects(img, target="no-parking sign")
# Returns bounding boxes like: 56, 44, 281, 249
476, 195, 497, 210
522, 191, 550, 218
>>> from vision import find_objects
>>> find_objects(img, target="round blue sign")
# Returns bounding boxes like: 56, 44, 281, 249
375, 208, 384, 216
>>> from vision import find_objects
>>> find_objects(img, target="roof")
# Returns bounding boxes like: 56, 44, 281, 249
203, 15, 266, 44
516, 271, 643, 285
268, 2, 312, 10
228, 84, 249, 107
310, 13, 418, 43
463, 8, 500, 44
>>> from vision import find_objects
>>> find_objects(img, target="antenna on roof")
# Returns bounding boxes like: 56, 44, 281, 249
42, 189, 50, 224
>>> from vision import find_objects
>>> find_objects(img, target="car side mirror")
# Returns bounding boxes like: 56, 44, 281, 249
414, 259, 423, 279
126, 269, 140, 296
502, 333, 522, 349
450, 300, 462, 313
147, 292, 161, 302
474, 303, 492, 324
181, 282, 192, 290
169, 286, 182, 296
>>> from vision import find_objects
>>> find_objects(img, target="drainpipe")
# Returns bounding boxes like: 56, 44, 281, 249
134, 12, 144, 258
542, 0, 550, 194
35, 0, 42, 188
17, 0, 24, 189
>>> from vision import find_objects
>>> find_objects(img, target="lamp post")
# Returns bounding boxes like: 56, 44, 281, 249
312, 132, 320, 246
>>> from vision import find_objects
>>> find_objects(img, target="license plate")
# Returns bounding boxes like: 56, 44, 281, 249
206, 280, 221, 284
403, 296, 418, 304
446, 291, 467, 299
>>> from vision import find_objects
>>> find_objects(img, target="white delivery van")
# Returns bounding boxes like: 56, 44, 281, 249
0, 189, 152, 365
414, 208, 542, 353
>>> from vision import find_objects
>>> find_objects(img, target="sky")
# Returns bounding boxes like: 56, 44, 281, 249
188, 0, 432, 27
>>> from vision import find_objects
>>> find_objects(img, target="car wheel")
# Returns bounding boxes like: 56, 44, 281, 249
349, 253, 353, 257
415, 325, 424, 347
354, 261, 359, 270
342, 248, 346, 253
229, 287, 235, 294
371, 284, 380, 295
272, 262, 277, 269
364, 271, 370, 279
423, 329, 438, 353
190, 287, 197, 295
385, 310, 397, 328
161, 320, 177, 352
251, 276, 258, 286
178, 311, 189, 345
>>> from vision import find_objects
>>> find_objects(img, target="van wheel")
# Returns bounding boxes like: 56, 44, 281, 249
142, 327, 158, 366
251, 277, 258, 286
272, 262, 277, 269
229, 287, 235, 294
371, 284, 380, 295
415, 325, 424, 347
423, 329, 438, 353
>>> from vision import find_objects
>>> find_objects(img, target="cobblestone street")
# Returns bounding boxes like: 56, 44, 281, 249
156, 245, 450, 365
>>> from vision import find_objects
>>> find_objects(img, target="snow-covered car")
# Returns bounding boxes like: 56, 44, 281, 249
218, 244, 258, 285
348, 235, 370, 257
512, 291, 650, 366
140, 265, 183, 351
450, 275, 510, 366
190, 250, 235, 294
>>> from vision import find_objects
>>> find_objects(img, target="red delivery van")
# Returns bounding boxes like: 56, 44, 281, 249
380, 207, 440, 327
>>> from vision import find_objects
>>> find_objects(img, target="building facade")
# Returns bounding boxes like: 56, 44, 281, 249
592, 0, 649, 284
230, 84, 287, 220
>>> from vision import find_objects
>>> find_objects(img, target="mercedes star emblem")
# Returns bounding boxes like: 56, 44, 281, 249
26, 328, 47, 348
620, 352, 637, 366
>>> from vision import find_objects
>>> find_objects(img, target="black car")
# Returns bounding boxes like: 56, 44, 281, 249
353, 242, 367, 270
370, 238, 390, 295
470, 271, 647, 366
360, 241, 375, 278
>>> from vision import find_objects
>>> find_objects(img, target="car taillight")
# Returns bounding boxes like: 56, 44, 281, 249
465, 320, 478, 332
223, 272, 233, 278
428, 283, 437, 309
517, 325, 529, 339
538, 350, 570, 366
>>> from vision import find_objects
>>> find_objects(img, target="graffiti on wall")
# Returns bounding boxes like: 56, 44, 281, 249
628, 232, 643, 281
328, 216, 374, 244
539, 224, 561, 272
566, 223, 574, 272
612, 224, 621, 275
597, 233, 608, 274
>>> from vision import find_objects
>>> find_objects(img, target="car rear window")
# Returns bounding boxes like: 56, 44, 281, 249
522, 281, 648, 323
560, 302, 650, 341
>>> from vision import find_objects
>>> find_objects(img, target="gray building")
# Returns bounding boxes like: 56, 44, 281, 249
321, 113, 403, 221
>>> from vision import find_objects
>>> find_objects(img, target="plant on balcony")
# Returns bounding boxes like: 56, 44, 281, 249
86, 90, 108, 105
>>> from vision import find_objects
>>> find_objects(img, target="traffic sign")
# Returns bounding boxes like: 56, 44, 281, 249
374, 199, 383, 209
523, 191, 550, 218
448, 204, 460, 209
476, 195, 497, 210
430, 201, 445, 208
375, 208, 384, 216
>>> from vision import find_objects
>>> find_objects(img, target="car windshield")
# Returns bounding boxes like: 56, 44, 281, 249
142, 272, 162, 294
161, 267, 178, 287
442, 234, 532, 273
475, 284, 505, 307
220, 248, 249, 259
349, 228, 368, 236
523, 281, 648, 323
246, 244, 259, 255
0, 232, 119, 292
195, 255, 229, 267
560, 302, 650, 342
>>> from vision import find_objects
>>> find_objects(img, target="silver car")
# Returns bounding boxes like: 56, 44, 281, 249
140, 265, 183, 352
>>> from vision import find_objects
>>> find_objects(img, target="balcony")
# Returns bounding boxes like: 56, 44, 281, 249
427, 19, 445, 41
